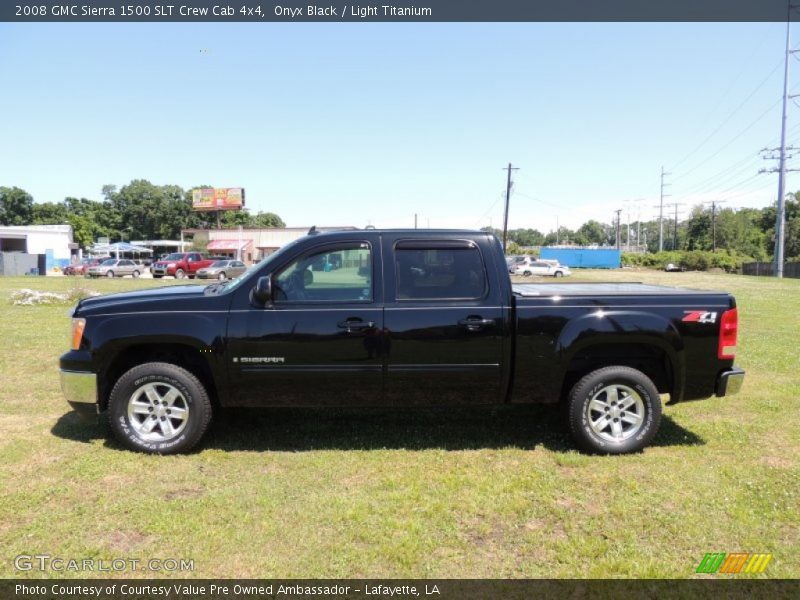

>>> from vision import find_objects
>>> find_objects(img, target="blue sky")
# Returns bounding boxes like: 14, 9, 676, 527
0, 22, 796, 231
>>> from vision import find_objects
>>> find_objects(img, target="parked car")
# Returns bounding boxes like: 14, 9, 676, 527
196, 260, 247, 280
665, 263, 684, 272
151, 252, 217, 279
86, 258, 142, 278
514, 260, 571, 277
64, 258, 105, 276
60, 229, 744, 455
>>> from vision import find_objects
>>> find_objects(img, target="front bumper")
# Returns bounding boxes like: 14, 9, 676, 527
715, 367, 745, 397
60, 369, 98, 421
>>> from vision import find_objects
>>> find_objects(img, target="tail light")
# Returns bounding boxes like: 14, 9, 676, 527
718, 308, 738, 360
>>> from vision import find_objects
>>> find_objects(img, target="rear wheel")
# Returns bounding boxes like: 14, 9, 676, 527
567, 366, 661, 454
108, 362, 212, 454
523, 270, 532, 276
217, 272, 227, 281
554, 271, 564, 278
174, 269, 185, 279
132, 270, 140, 278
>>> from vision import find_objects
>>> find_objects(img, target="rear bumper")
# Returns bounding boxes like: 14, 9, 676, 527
715, 367, 745, 397
60, 370, 99, 421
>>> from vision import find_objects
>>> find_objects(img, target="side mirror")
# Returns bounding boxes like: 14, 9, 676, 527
253, 276, 272, 305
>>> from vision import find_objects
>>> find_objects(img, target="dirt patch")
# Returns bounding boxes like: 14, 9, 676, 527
163, 487, 204, 500
102, 530, 155, 553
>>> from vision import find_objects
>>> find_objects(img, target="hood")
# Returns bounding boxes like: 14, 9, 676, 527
74, 284, 211, 316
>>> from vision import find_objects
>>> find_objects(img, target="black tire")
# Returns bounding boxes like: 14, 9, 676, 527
217, 272, 227, 281
132, 270, 140, 278
567, 366, 661, 454
554, 271, 564, 278
523, 270, 532, 276
108, 362, 212, 455
106, 270, 114, 278
175, 269, 185, 279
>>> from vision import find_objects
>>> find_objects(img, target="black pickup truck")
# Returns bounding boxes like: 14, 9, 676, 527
60, 229, 744, 455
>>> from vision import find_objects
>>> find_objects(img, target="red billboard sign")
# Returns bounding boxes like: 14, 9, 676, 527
192, 188, 245, 211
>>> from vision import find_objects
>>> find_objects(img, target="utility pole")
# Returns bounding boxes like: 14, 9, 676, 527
659, 166, 671, 252
414, 213, 418, 229
702, 200, 727, 252
662, 203, 684, 250
501, 163, 519, 251
614, 209, 622, 250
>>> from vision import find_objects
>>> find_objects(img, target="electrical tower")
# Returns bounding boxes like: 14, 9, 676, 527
663, 203, 684, 251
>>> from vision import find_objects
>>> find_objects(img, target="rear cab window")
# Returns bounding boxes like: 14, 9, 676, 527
393, 239, 488, 300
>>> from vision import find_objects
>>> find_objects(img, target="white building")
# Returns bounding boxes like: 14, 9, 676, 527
0, 224, 77, 274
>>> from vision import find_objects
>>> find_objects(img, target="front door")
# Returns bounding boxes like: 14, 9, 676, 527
227, 239, 384, 407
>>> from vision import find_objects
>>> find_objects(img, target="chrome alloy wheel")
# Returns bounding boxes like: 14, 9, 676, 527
127, 382, 190, 442
586, 384, 645, 442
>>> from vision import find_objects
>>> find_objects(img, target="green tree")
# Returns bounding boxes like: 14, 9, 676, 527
32, 201, 69, 224
0, 186, 34, 225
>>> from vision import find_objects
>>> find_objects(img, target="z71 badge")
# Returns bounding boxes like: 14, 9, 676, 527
682, 310, 717, 323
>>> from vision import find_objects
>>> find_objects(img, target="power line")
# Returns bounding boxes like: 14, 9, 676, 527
669, 57, 785, 172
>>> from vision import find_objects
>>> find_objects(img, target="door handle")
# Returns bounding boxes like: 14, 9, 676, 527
458, 317, 495, 332
337, 318, 375, 333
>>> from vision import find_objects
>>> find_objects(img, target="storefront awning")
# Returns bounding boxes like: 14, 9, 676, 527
207, 239, 252, 251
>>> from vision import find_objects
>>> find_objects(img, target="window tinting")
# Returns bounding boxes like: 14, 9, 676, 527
395, 245, 487, 300
274, 244, 372, 303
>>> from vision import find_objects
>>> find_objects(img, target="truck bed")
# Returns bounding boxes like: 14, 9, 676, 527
512, 282, 722, 297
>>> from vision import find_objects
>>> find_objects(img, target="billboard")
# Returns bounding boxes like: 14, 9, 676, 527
192, 187, 245, 211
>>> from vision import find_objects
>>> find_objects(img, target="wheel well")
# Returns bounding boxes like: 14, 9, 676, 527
99, 343, 218, 411
560, 343, 674, 402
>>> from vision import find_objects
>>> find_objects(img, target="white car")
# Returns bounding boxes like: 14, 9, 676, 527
514, 260, 571, 277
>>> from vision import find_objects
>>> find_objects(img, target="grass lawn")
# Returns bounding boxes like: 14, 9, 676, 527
0, 270, 797, 579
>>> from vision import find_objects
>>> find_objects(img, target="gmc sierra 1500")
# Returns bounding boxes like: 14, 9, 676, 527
60, 229, 744, 454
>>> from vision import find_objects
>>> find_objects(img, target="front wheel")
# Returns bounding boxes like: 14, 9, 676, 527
523, 270, 532, 276
217, 272, 227, 281
174, 269, 185, 279
106, 271, 114, 278
108, 362, 213, 454
567, 366, 661, 454
554, 271, 564, 278
132, 270, 140, 278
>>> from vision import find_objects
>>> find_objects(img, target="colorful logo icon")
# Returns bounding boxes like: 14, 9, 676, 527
696, 553, 772, 574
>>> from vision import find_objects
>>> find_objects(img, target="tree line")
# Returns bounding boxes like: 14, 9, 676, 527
2, 181, 798, 261
0, 180, 285, 249
484, 194, 800, 262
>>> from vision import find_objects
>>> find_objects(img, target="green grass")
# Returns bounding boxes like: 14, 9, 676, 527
0, 270, 798, 579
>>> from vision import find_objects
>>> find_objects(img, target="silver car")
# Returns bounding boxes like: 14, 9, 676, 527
86, 258, 142, 278
196, 260, 247, 280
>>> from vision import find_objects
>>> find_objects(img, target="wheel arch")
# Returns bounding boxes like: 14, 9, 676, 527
555, 310, 685, 403
98, 341, 220, 412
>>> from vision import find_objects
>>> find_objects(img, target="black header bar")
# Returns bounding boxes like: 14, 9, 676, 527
3, 1, 800, 23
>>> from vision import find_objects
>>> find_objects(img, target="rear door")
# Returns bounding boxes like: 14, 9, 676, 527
383, 236, 505, 405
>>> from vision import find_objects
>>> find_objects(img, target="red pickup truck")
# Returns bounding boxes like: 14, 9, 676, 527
151, 252, 216, 279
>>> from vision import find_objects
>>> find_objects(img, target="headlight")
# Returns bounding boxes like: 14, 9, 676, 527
167, 262, 176, 267
71, 318, 86, 350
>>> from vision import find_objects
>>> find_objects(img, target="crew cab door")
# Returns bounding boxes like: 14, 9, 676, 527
226, 238, 384, 407
383, 237, 506, 405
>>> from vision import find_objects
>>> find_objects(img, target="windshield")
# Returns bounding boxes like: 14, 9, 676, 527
163, 253, 184, 261
206, 236, 309, 296
101, 259, 116, 266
